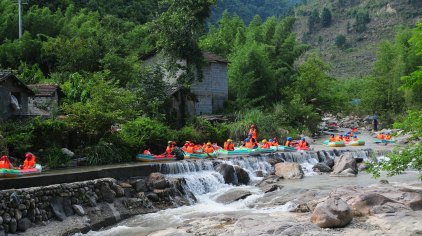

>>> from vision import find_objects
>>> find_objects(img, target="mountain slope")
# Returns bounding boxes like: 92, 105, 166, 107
293, 0, 422, 78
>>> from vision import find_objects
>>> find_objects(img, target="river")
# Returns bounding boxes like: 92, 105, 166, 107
79, 150, 420, 236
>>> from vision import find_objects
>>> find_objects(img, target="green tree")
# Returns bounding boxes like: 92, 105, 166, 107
307, 9, 320, 33
335, 35, 346, 48
321, 8, 332, 27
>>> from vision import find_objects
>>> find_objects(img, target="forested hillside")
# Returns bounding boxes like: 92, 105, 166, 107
294, 0, 422, 78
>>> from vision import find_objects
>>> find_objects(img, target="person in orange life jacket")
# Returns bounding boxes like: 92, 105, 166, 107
0, 155, 14, 169
260, 139, 271, 149
329, 134, 335, 142
182, 141, 190, 151
224, 139, 235, 151
385, 132, 392, 140
376, 133, 385, 139
351, 127, 358, 133
204, 142, 214, 153
244, 138, 252, 148
165, 141, 174, 155
298, 138, 309, 148
335, 134, 342, 142
271, 138, 279, 146
353, 135, 359, 141
285, 137, 293, 147
21, 153, 36, 170
343, 133, 350, 142
143, 149, 151, 155
249, 124, 257, 140
186, 142, 195, 153
250, 138, 258, 149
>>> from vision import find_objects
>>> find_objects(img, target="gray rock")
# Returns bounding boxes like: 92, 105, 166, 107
9, 218, 17, 233
72, 205, 85, 216
63, 198, 74, 216
332, 153, 357, 175
17, 218, 31, 232
325, 158, 334, 168
18, 204, 26, 210
61, 148, 75, 157
311, 196, 353, 228
101, 184, 116, 203
312, 163, 332, 173
234, 166, 250, 185
2, 213, 11, 223
111, 184, 125, 197
132, 179, 148, 192
14, 209, 22, 221
50, 197, 66, 221
261, 185, 281, 193
146, 192, 159, 202
148, 173, 169, 189
275, 163, 304, 179
255, 170, 264, 177
215, 190, 252, 204
348, 193, 397, 216
216, 163, 237, 185
379, 179, 389, 184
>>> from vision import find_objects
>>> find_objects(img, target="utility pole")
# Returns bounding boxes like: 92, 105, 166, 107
18, 0, 23, 38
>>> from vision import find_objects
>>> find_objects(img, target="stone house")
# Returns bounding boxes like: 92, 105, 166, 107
27, 84, 60, 117
0, 72, 34, 120
143, 52, 228, 118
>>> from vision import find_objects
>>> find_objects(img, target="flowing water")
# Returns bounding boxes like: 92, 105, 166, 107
81, 150, 419, 236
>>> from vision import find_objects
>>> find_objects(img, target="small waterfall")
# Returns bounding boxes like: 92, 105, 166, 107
224, 157, 273, 178
159, 160, 214, 174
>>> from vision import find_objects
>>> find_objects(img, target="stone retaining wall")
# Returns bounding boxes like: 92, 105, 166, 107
0, 174, 193, 235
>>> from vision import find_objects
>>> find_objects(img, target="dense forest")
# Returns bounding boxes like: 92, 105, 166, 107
0, 0, 421, 176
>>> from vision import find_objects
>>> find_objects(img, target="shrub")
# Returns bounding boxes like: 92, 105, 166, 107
40, 146, 71, 169
119, 117, 172, 153
335, 35, 347, 48
30, 117, 68, 149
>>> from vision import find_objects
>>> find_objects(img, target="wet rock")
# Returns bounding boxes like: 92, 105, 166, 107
311, 196, 352, 228
146, 192, 159, 202
17, 218, 31, 232
216, 164, 237, 185
14, 209, 22, 221
379, 179, 389, 184
215, 190, 252, 204
274, 163, 304, 179
260, 185, 281, 193
255, 171, 264, 177
111, 183, 125, 197
9, 218, 17, 233
2, 213, 11, 223
50, 197, 66, 221
332, 153, 357, 175
72, 205, 85, 216
63, 198, 74, 216
101, 183, 116, 203
148, 173, 168, 190
348, 193, 396, 216
325, 158, 334, 168
234, 166, 250, 185
312, 163, 332, 173
132, 179, 148, 192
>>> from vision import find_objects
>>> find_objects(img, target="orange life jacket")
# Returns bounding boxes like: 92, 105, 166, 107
385, 135, 391, 140
335, 136, 341, 142
299, 141, 308, 148
261, 143, 270, 149
249, 128, 257, 140
272, 141, 279, 146
166, 146, 173, 155
186, 146, 194, 153
205, 146, 214, 153
245, 142, 252, 149
352, 128, 358, 132
23, 156, 36, 170
0, 160, 10, 169
377, 134, 385, 139
224, 142, 234, 151
285, 141, 291, 147
329, 137, 335, 142
353, 138, 359, 141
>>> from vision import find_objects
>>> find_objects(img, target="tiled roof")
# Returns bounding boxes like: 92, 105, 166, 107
0, 71, 12, 81
203, 52, 228, 63
27, 84, 59, 97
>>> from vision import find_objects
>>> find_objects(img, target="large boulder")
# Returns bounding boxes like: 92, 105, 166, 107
274, 163, 304, 179
132, 179, 148, 192
310, 196, 353, 228
234, 166, 250, 185
312, 163, 332, 173
216, 164, 237, 185
325, 158, 334, 168
50, 197, 67, 221
332, 153, 357, 175
148, 173, 169, 190
101, 183, 116, 203
215, 190, 252, 204
348, 193, 397, 216
17, 218, 31, 232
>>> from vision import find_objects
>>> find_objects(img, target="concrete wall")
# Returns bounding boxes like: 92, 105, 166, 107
28, 94, 59, 116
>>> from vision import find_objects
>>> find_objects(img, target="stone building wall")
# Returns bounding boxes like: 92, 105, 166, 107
0, 78, 30, 120
28, 94, 59, 117
191, 62, 228, 115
